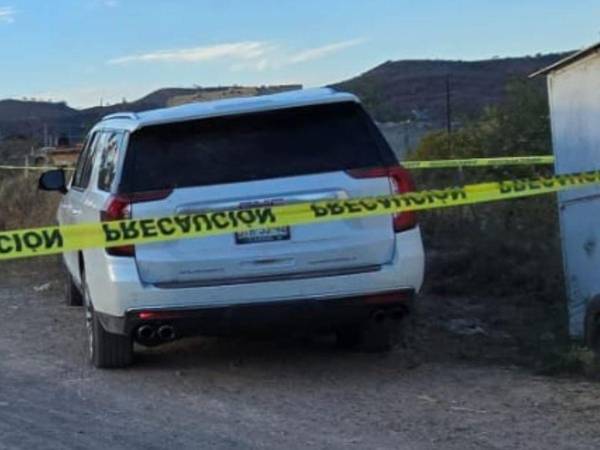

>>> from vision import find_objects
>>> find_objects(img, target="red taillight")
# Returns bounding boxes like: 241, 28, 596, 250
388, 166, 417, 232
100, 189, 172, 257
137, 311, 182, 320
347, 165, 418, 233
100, 195, 131, 222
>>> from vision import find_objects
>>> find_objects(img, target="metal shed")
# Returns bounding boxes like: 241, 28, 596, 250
533, 43, 600, 339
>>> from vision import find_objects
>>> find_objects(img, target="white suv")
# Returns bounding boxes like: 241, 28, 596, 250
39, 88, 425, 368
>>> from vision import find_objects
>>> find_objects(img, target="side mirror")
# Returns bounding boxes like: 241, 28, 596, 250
39, 169, 68, 194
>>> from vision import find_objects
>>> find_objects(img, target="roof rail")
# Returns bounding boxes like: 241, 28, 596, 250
101, 112, 139, 121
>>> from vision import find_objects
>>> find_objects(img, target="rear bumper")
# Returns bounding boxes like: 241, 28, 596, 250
98, 289, 415, 336
85, 226, 425, 320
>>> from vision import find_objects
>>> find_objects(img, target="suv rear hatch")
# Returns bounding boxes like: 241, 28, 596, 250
115, 101, 415, 287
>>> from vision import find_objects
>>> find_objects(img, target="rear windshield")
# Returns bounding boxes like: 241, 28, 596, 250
120, 101, 395, 192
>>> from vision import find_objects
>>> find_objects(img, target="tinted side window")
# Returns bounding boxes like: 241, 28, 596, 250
77, 132, 104, 190
71, 132, 98, 189
98, 131, 124, 192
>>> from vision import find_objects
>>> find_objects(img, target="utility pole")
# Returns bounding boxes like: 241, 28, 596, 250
445, 74, 452, 152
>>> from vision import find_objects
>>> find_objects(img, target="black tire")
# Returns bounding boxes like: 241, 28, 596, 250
584, 296, 600, 357
83, 277, 133, 369
335, 325, 362, 350
65, 269, 84, 307
336, 317, 393, 353
358, 316, 394, 353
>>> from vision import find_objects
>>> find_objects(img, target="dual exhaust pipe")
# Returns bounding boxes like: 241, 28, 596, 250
371, 307, 406, 323
136, 324, 176, 345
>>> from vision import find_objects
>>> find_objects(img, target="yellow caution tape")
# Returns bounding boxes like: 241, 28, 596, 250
0, 155, 554, 173
0, 169, 597, 261
401, 155, 555, 169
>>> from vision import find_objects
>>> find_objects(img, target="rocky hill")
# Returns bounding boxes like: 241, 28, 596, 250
0, 51, 573, 146
333, 52, 569, 124
0, 85, 302, 143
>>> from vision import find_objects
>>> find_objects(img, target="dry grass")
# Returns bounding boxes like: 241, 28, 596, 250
0, 171, 61, 231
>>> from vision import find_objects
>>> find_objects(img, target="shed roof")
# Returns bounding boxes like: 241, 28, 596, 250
530, 42, 600, 77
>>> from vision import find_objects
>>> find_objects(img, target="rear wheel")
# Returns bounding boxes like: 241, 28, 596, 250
335, 325, 362, 350
585, 296, 600, 357
336, 310, 417, 354
83, 276, 133, 369
336, 314, 394, 353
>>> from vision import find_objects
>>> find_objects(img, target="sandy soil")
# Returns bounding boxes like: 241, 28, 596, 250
0, 259, 599, 450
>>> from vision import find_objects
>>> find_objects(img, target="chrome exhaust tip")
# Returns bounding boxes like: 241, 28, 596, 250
136, 324, 156, 342
157, 325, 176, 341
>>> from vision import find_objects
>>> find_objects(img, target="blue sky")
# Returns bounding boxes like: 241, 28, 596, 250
0, 0, 598, 108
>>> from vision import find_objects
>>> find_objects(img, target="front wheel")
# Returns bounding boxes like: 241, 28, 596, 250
84, 279, 133, 369
64, 269, 83, 307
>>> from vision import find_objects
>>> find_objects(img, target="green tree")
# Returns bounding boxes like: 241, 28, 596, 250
410, 78, 551, 162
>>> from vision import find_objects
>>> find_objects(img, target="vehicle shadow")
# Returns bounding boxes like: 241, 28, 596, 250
130, 333, 419, 380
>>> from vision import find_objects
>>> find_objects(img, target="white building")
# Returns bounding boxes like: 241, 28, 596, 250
533, 43, 600, 341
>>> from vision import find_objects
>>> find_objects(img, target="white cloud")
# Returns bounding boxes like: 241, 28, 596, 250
32, 83, 162, 109
0, 6, 16, 23
109, 41, 272, 65
108, 38, 366, 71
287, 38, 366, 64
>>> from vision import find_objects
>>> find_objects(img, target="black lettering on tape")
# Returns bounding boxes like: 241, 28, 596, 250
541, 177, 555, 188
174, 216, 192, 233
157, 218, 176, 235
404, 193, 427, 206
583, 171, 598, 183
311, 204, 329, 217
139, 219, 158, 238
328, 203, 344, 215
191, 215, 212, 232
514, 180, 527, 192
450, 187, 467, 201
376, 198, 392, 210
255, 208, 276, 225
0, 235, 13, 254
102, 224, 122, 242
359, 200, 378, 211
499, 182, 513, 194
23, 232, 43, 252
345, 200, 361, 214
227, 211, 239, 228
237, 210, 256, 226
121, 221, 140, 240
211, 212, 229, 229
42, 229, 63, 250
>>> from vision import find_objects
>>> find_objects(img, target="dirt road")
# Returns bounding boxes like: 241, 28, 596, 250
0, 260, 599, 450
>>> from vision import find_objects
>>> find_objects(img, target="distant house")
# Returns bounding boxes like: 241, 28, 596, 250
532, 43, 600, 339
31, 144, 82, 167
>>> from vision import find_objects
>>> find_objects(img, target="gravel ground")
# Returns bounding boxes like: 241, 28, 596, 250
0, 260, 599, 450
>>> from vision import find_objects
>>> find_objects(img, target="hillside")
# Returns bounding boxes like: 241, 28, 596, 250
0, 99, 76, 122
0, 85, 302, 143
0, 51, 573, 146
333, 52, 569, 124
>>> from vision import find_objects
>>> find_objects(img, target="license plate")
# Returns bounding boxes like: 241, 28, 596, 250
235, 199, 291, 244
235, 226, 291, 244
